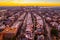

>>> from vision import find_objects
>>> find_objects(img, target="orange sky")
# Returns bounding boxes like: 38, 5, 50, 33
0, 2, 60, 6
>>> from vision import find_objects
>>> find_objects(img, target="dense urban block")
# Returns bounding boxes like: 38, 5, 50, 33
0, 7, 60, 40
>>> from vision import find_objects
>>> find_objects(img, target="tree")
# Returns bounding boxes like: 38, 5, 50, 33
51, 28, 58, 37
11, 36, 16, 40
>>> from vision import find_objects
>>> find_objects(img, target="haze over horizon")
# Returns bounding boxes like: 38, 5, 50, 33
0, 0, 60, 6
0, 0, 60, 3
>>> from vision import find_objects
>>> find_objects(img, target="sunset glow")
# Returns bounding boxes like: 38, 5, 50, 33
0, 0, 60, 6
